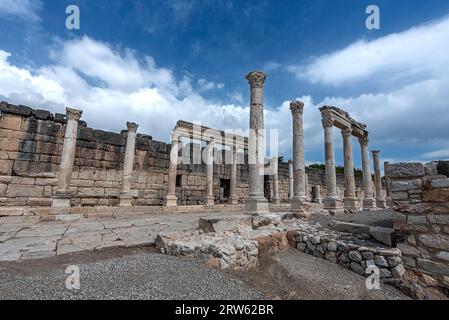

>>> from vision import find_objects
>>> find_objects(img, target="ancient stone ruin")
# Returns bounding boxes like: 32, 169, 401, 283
1, 70, 448, 299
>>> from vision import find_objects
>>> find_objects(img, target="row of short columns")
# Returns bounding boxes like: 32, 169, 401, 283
165, 134, 241, 207
52, 108, 139, 208
321, 115, 386, 211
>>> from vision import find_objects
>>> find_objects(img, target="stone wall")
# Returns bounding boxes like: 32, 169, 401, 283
0, 102, 365, 212
386, 161, 449, 296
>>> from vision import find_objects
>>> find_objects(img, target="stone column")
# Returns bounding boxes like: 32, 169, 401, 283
119, 122, 138, 207
205, 139, 215, 206
165, 133, 181, 207
372, 150, 387, 208
229, 145, 238, 205
288, 160, 294, 200
321, 114, 342, 211
272, 157, 280, 204
359, 137, 376, 209
305, 173, 309, 201
52, 108, 82, 207
341, 127, 361, 210
314, 185, 323, 204
244, 71, 269, 215
290, 101, 306, 202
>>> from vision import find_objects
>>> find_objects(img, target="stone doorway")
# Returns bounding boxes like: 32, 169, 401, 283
220, 178, 230, 203
264, 175, 271, 201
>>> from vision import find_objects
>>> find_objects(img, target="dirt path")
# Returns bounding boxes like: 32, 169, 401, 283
230, 249, 410, 300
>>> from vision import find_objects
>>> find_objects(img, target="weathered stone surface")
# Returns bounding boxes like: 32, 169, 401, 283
348, 250, 362, 262
199, 216, 252, 233
428, 215, 449, 224
350, 262, 364, 275
416, 258, 449, 275
418, 234, 449, 250
431, 179, 449, 189
385, 163, 425, 178
389, 179, 422, 192
436, 251, 449, 262
375, 255, 389, 267
387, 256, 402, 267
369, 226, 395, 247
423, 188, 449, 203
397, 243, 421, 257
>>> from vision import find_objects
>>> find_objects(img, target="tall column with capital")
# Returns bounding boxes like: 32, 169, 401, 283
205, 139, 215, 206
229, 145, 238, 205
119, 122, 138, 207
244, 71, 269, 215
272, 157, 280, 204
52, 107, 83, 208
359, 137, 376, 209
165, 133, 181, 207
341, 127, 361, 210
288, 160, 294, 200
290, 101, 307, 208
321, 114, 343, 211
372, 150, 386, 208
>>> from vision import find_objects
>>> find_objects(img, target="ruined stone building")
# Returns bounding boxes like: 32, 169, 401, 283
0, 101, 366, 215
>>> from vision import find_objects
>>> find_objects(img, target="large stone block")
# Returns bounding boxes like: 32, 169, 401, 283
0, 137, 19, 151
0, 102, 32, 116
385, 163, 425, 178
431, 179, 449, 189
6, 185, 44, 198
416, 258, 449, 276
428, 215, 449, 224
0, 114, 22, 130
423, 188, 449, 203
418, 234, 449, 250
389, 179, 422, 192
0, 159, 13, 175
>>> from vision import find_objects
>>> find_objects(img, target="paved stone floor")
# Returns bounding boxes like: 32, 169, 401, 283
0, 212, 242, 262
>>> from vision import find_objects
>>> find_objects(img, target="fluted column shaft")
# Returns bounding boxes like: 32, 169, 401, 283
372, 150, 386, 208
205, 140, 215, 205
119, 122, 138, 206
321, 114, 342, 211
290, 101, 306, 201
166, 133, 180, 206
272, 157, 280, 204
52, 107, 82, 207
360, 137, 376, 209
244, 71, 269, 215
229, 145, 238, 204
288, 160, 294, 200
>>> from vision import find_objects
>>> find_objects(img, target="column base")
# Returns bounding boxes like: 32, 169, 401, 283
271, 197, 281, 204
228, 197, 239, 205
343, 197, 362, 211
165, 194, 178, 207
323, 196, 343, 210
291, 198, 310, 218
363, 198, 377, 210
244, 196, 269, 216
205, 196, 215, 206
52, 191, 72, 208
376, 198, 387, 209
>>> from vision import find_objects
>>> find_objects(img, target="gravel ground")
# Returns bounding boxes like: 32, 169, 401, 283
0, 248, 262, 300
231, 249, 410, 300
309, 209, 395, 228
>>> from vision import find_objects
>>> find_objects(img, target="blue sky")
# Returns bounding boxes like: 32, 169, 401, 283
1, 0, 449, 171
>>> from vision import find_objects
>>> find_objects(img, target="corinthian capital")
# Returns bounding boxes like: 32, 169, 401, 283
321, 115, 334, 128
290, 100, 304, 114
66, 107, 82, 121
371, 149, 380, 155
341, 127, 352, 138
126, 122, 139, 133
359, 137, 369, 146
245, 71, 266, 88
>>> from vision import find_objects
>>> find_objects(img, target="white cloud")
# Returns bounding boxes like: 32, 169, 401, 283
421, 149, 449, 160
290, 15, 449, 85
197, 78, 224, 92
0, 0, 42, 22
